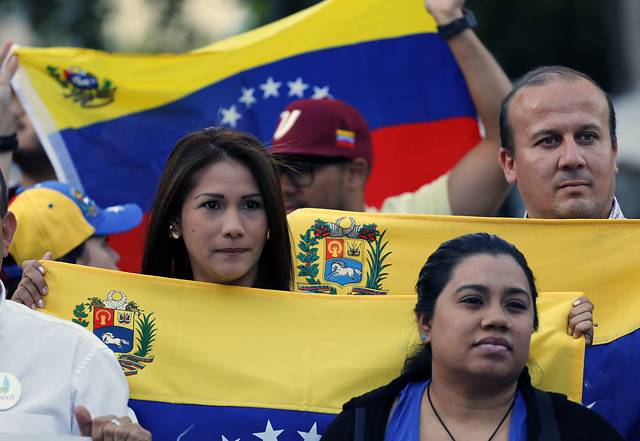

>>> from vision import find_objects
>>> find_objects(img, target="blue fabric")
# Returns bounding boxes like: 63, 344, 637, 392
129, 399, 335, 441
53, 34, 474, 209
509, 389, 527, 441
383, 380, 527, 441
583, 328, 640, 440
384, 379, 429, 441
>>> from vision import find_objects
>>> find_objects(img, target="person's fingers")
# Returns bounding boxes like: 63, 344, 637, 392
89, 415, 137, 441
0, 39, 13, 68
0, 40, 18, 84
74, 406, 93, 437
1, 53, 18, 79
13, 279, 42, 309
571, 296, 594, 313
14, 265, 49, 309
567, 296, 594, 336
568, 308, 594, 350
22, 264, 48, 295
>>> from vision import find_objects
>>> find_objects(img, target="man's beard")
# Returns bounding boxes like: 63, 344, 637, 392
13, 144, 56, 179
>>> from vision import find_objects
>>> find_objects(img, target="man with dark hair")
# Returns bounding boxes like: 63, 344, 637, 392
497, 64, 635, 440
498, 65, 622, 220
272, 0, 513, 217
497, 64, 619, 340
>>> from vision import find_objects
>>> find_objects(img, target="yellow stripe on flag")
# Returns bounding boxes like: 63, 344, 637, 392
42, 261, 582, 411
13, 0, 436, 131
288, 209, 640, 345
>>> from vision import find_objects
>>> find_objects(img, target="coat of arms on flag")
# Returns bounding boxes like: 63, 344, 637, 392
71, 290, 157, 375
295, 216, 391, 295
47, 65, 117, 108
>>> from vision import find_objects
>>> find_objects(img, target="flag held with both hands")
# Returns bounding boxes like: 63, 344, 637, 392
287, 208, 640, 440
42, 259, 581, 441
41, 209, 616, 441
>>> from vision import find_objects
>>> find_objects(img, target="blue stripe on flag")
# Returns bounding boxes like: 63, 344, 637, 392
583, 328, 640, 440
53, 33, 473, 209
129, 399, 337, 441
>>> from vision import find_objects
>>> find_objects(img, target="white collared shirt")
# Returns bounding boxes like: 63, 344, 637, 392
0, 282, 135, 435
524, 197, 625, 220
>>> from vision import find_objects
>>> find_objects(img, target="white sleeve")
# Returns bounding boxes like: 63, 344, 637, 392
70, 343, 137, 435
376, 173, 452, 215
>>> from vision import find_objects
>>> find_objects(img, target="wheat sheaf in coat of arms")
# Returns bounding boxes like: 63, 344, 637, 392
296, 216, 391, 295
72, 290, 156, 376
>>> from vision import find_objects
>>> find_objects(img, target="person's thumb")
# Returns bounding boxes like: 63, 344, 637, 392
74, 405, 93, 437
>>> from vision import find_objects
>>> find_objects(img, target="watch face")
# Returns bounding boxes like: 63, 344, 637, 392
464, 9, 477, 28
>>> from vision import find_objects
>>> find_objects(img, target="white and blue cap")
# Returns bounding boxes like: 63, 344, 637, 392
9, 180, 143, 265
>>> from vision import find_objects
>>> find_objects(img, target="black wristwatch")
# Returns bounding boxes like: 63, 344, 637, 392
437, 8, 477, 39
0, 133, 18, 153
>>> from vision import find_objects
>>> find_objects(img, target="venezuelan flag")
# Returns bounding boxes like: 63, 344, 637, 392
288, 209, 640, 440
12, 0, 479, 270
43, 259, 579, 441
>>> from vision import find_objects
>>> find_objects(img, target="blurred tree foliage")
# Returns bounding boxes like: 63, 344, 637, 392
0, 0, 627, 92
244, 0, 320, 26
0, 0, 111, 49
0, 0, 200, 52
472, 0, 625, 93
246, 0, 626, 93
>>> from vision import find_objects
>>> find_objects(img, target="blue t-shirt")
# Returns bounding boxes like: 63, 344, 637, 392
384, 379, 527, 441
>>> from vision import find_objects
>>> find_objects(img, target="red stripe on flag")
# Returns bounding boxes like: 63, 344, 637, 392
108, 213, 149, 274
365, 117, 481, 208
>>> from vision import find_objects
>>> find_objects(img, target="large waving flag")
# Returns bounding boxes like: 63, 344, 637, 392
287, 209, 640, 439
43, 260, 580, 441
11, 0, 479, 270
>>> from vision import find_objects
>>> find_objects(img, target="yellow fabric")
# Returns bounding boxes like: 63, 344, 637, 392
288, 209, 640, 345
9, 188, 94, 265
12, 0, 437, 132
42, 260, 582, 412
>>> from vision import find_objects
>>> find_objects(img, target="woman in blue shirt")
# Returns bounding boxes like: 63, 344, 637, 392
321, 233, 621, 441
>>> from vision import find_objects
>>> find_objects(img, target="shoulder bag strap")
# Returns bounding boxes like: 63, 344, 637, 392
533, 388, 561, 441
354, 407, 366, 441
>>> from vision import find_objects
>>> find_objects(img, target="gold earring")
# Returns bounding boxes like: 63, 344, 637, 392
266, 230, 270, 240
168, 225, 181, 240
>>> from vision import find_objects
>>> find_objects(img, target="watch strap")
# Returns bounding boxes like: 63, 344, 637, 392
0, 133, 18, 153
437, 8, 477, 39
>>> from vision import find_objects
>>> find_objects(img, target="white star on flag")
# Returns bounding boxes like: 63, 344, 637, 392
239, 87, 257, 107
253, 420, 284, 441
220, 105, 242, 128
105, 205, 125, 213
287, 77, 309, 98
260, 77, 282, 98
297, 422, 321, 441
222, 436, 240, 441
311, 85, 331, 99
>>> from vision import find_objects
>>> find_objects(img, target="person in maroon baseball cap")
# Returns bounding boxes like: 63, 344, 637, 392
271, 98, 374, 214
271, 0, 513, 217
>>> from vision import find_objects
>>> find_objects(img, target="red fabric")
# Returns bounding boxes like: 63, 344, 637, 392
365, 117, 481, 208
108, 213, 149, 274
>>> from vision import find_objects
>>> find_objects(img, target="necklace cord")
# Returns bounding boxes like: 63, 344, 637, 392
426, 382, 516, 441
